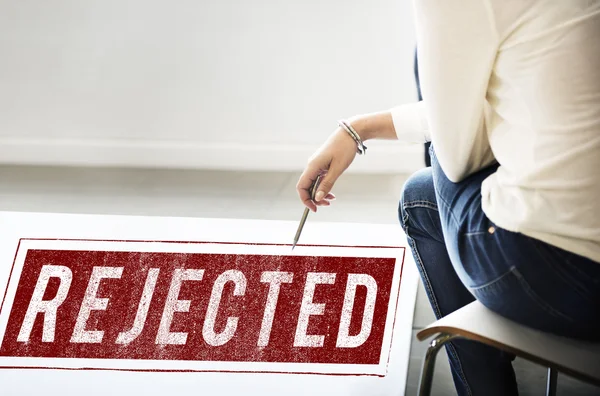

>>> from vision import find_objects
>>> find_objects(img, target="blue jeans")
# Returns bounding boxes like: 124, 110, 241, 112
399, 146, 600, 396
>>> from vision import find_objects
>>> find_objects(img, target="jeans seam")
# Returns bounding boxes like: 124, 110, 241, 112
405, 234, 473, 396
431, 186, 461, 229
469, 267, 515, 291
406, 235, 443, 319
403, 200, 439, 211
463, 231, 489, 237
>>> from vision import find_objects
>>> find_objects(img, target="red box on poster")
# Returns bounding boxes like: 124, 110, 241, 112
0, 239, 405, 375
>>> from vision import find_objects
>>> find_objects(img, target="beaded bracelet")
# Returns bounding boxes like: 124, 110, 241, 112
338, 119, 367, 155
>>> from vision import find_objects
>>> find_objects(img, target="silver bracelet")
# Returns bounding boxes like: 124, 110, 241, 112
338, 119, 367, 155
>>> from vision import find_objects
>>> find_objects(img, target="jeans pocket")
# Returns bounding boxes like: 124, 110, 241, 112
455, 225, 510, 289
469, 266, 574, 324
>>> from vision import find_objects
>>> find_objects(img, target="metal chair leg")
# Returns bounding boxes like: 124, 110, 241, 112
417, 333, 459, 396
546, 367, 558, 396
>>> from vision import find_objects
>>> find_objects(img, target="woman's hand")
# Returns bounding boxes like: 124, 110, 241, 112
296, 127, 358, 212
295, 111, 397, 212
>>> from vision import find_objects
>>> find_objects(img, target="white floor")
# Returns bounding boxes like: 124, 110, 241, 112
0, 164, 596, 396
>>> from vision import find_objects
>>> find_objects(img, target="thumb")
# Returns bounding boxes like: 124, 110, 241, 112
315, 163, 342, 202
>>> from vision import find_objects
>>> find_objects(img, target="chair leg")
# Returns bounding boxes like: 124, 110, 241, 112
546, 367, 558, 396
417, 333, 459, 396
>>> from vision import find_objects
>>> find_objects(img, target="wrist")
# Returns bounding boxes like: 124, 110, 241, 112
346, 115, 374, 142
338, 119, 367, 155
347, 111, 395, 142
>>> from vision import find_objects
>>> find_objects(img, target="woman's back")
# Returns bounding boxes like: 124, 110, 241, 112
483, 0, 600, 261
413, 0, 600, 262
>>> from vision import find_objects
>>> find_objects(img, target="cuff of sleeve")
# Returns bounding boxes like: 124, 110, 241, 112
389, 101, 430, 143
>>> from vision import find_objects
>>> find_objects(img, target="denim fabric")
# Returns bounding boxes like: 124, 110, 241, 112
399, 146, 600, 396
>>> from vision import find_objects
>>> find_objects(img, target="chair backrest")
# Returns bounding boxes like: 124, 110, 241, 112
417, 301, 600, 386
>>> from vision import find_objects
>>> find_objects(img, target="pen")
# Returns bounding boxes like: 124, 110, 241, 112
292, 174, 322, 250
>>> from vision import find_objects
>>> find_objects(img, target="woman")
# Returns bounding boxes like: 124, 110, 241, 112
296, 1, 600, 395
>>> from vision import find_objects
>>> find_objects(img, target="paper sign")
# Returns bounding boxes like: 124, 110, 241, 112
0, 212, 418, 396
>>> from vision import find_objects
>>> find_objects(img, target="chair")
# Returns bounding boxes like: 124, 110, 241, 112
415, 301, 600, 396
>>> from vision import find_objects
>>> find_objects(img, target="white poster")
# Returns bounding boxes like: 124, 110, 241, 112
0, 211, 418, 396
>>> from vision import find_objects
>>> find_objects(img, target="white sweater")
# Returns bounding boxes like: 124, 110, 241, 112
390, 0, 600, 263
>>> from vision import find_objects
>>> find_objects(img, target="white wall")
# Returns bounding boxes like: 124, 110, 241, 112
0, 0, 423, 173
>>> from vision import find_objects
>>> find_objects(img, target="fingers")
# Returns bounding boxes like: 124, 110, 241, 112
296, 165, 321, 212
315, 193, 335, 207
314, 163, 343, 202
296, 168, 337, 211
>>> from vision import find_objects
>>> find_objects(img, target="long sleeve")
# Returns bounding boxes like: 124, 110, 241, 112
389, 101, 430, 143
393, 0, 499, 182
394, 0, 600, 262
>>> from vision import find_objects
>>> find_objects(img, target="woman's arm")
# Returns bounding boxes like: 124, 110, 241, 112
296, 101, 429, 211
297, 0, 500, 207
412, 0, 498, 182
348, 101, 430, 143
